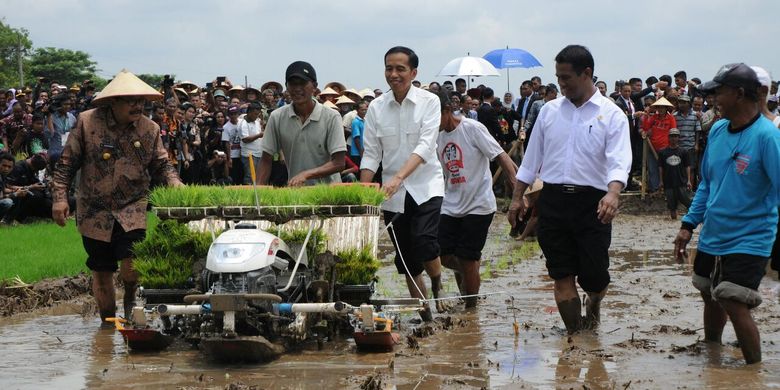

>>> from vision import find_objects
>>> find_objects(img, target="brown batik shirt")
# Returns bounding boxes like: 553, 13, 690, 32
52, 106, 182, 242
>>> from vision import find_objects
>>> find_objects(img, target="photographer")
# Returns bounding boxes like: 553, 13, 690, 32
1, 101, 32, 154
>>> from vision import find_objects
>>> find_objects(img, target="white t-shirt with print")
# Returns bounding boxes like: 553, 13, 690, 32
221, 120, 242, 159
437, 117, 504, 217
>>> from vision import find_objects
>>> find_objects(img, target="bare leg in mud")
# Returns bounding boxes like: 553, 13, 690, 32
459, 259, 481, 308
441, 255, 464, 295
423, 257, 451, 313
92, 271, 116, 322
119, 258, 139, 321
406, 273, 432, 322
701, 292, 728, 342
583, 288, 607, 329
719, 298, 761, 364
554, 276, 582, 334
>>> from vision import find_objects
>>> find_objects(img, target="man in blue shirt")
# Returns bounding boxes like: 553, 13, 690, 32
350, 101, 367, 167
674, 63, 780, 364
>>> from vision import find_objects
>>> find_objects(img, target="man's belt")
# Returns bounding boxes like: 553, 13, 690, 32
545, 183, 598, 194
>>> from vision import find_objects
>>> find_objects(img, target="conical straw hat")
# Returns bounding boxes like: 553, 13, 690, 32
651, 97, 675, 107
335, 95, 355, 105
323, 100, 339, 110
319, 87, 340, 96
93, 69, 163, 104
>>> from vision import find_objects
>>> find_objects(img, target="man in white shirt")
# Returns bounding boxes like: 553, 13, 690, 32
360, 46, 446, 321
508, 45, 632, 334
239, 102, 264, 184
221, 104, 243, 185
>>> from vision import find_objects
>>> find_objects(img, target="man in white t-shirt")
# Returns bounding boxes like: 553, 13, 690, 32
221, 104, 243, 185
436, 91, 517, 308
239, 102, 264, 184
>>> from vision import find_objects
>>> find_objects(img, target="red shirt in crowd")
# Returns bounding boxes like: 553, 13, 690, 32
642, 113, 677, 152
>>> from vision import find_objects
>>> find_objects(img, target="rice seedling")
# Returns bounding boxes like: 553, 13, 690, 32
149, 184, 385, 208
133, 220, 214, 288
334, 246, 382, 285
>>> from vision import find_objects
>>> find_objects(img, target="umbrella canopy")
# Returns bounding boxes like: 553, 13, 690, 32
483, 48, 542, 69
483, 47, 542, 93
437, 56, 500, 77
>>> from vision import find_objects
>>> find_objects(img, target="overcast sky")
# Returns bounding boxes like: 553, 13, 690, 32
5, 0, 778, 95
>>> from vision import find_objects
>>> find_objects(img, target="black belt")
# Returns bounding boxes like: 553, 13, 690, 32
544, 183, 599, 194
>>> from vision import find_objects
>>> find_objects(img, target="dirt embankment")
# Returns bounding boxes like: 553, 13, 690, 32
0, 273, 93, 317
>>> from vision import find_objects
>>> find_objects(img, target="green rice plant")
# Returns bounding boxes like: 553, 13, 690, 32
149, 185, 385, 208
334, 246, 381, 285
133, 220, 213, 288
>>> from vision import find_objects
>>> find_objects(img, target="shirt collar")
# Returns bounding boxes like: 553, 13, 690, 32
389, 86, 420, 105
287, 99, 323, 121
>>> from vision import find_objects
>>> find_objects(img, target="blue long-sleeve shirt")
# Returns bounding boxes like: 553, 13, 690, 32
682, 115, 780, 257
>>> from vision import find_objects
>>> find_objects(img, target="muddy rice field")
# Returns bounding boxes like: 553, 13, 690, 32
1, 206, 779, 389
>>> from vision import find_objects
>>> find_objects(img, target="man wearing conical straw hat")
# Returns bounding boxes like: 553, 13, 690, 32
51, 69, 183, 325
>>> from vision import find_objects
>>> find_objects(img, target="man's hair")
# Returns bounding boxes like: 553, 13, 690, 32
554, 45, 594, 76
165, 97, 177, 106
30, 153, 47, 169
595, 81, 607, 88
179, 102, 194, 111
521, 80, 533, 88
455, 78, 466, 85
531, 76, 541, 83
384, 46, 419, 69
0, 151, 14, 164
646, 76, 659, 85
659, 74, 673, 84
482, 87, 494, 100
31, 112, 44, 123
436, 90, 452, 112
629, 77, 642, 85
357, 101, 369, 110
247, 102, 262, 112
674, 70, 687, 80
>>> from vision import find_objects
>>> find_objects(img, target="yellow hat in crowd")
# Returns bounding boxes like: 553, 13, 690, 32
651, 97, 675, 108
93, 69, 163, 105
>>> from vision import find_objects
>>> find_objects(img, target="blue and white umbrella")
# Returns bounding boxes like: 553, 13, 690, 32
483, 47, 542, 92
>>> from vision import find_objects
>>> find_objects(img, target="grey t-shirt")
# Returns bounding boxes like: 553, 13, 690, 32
262, 102, 346, 184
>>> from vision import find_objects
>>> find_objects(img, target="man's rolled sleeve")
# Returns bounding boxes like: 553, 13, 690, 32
516, 110, 544, 186
360, 107, 381, 172
411, 98, 440, 163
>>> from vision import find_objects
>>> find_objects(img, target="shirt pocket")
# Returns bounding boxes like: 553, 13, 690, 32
405, 127, 421, 146
579, 122, 606, 153
377, 125, 400, 150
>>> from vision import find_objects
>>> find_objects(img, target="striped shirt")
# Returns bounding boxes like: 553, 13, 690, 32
674, 110, 701, 150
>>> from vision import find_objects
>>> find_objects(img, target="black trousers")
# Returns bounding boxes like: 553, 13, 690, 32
537, 184, 612, 292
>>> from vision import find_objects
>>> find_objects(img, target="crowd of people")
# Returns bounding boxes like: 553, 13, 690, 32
1, 45, 779, 366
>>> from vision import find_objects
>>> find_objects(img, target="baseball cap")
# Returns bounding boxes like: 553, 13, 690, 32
699, 63, 759, 93
285, 61, 317, 83
769, 95, 779, 103
213, 89, 227, 99
677, 94, 691, 102
228, 104, 240, 114
750, 66, 772, 88
668, 128, 680, 136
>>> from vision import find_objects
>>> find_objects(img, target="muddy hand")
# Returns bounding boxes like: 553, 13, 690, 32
673, 228, 692, 263
507, 198, 525, 228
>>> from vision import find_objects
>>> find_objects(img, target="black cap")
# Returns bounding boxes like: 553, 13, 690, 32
699, 63, 759, 93
285, 61, 317, 83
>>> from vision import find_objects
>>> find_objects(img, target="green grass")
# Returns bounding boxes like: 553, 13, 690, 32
334, 246, 381, 285
133, 219, 213, 289
149, 184, 385, 208
0, 214, 160, 284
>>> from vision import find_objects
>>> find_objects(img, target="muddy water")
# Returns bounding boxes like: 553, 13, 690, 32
2, 213, 780, 389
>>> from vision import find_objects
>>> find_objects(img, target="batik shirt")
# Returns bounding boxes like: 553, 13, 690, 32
52, 106, 182, 242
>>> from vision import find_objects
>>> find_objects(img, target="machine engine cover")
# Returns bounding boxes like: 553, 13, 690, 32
206, 227, 303, 274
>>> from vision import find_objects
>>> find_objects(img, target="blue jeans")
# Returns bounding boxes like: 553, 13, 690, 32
242, 155, 262, 184
647, 150, 660, 192
0, 198, 14, 221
